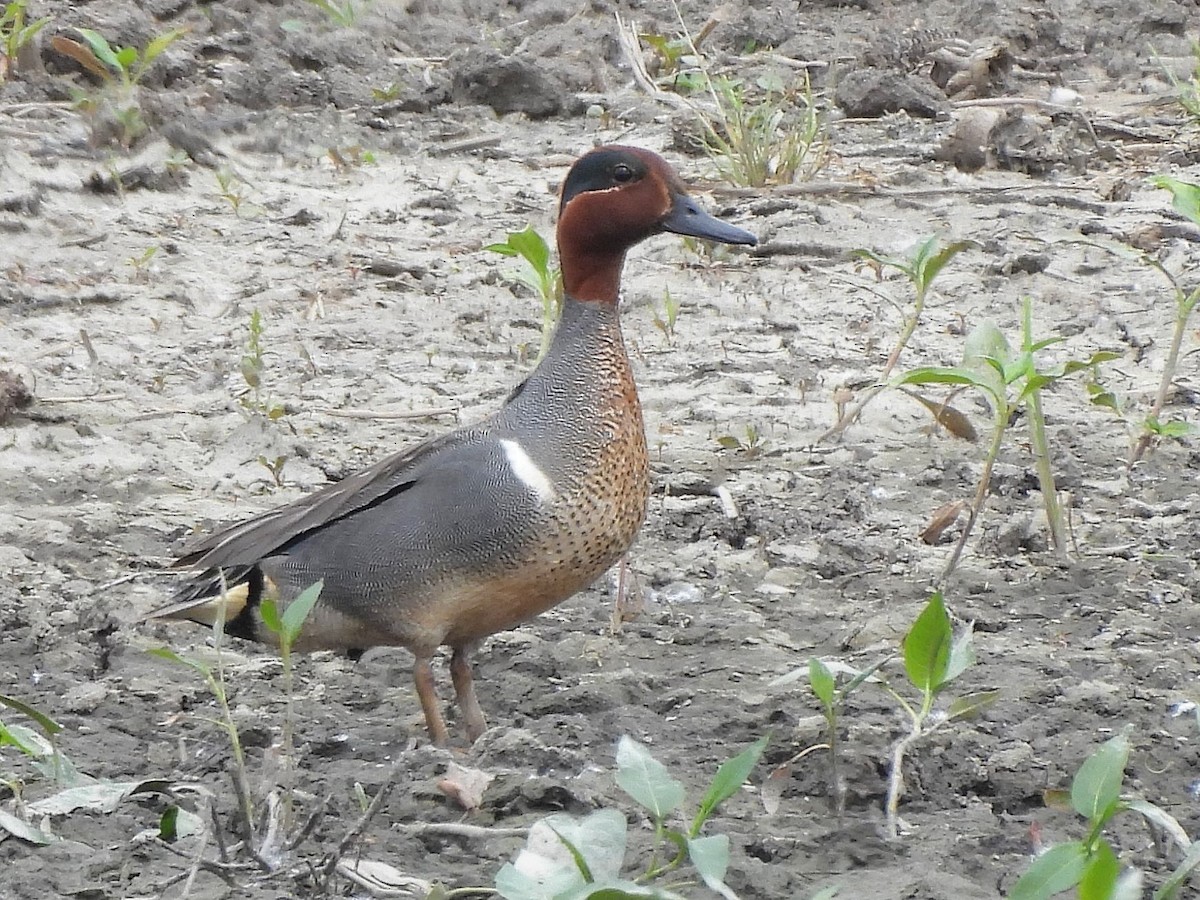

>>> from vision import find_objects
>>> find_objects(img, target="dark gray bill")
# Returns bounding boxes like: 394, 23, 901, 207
662, 193, 757, 245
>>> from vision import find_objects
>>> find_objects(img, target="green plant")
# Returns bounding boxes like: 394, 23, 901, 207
486, 225, 563, 361
496, 734, 768, 898
770, 657, 887, 818
1010, 729, 1200, 899
877, 593, 997, 839
0, 694, 75, 788
51, 26, 186, 146
823, 236, 977, 441
1128, 175, 1200, 463
239, 309, 286, 421
896, 301, 1116, 581
214, 167, 248, 216
653, 288, 682, 343
1158, 41, 1200, 123
701, 72, 829, 187
259, 580, 323, 832
716, 423, 766, 459
0, 1, 51, 80
126, 245, 158, 280
304, 0, 362, 26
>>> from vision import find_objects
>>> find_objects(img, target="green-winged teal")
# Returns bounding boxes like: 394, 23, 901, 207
147, 145, 757, 745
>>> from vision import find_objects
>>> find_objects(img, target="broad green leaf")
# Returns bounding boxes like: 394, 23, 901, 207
946, 690, 1001, 721
914, 239, 977, 289
692, 734, 769, 834
506, 226, 551, 274
809, 657, 835, 709
615, 737, 684, 819
0, 807, 57, 844
115, 45, 137, 71
259, 597, 282, 634
1151, 175, 1200, 228
902, 593, 951, 697
1071, 731, 1130, 822
1009, 841, 1088, 900
496, 811, 627, 899
1155, 839, 1200, 899
1123, 799, 1191, 853
485, 242, 520, 257
142, 28, 186, 66
943, 621, 976, 685
688, 834, 738, 900
280, 579, 324, 643
0, 694, 62, 735
159, 805, 179, 842
75, 28, 120, 71
1079, 839, 1120, 900
0, 721, 51, 757
893, 367, 984, 389
964, 320, 1010, 367
148, 646, 211, 678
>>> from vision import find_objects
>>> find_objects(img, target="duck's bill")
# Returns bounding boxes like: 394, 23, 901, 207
662, 193, 757, 246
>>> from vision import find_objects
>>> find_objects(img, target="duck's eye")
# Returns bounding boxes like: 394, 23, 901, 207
612, 163, 635, 183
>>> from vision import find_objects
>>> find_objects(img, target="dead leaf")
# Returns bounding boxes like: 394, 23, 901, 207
761, 763, 790, 816
920, 500, 969, 544
49, 36, 112, 82
902, 389, 978, 441
437, 762, 493, 811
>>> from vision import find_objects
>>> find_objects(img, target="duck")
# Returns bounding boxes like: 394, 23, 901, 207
146, 145, 757, 745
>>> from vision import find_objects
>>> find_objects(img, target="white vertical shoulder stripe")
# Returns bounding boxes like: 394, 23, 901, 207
499, 439, 558, 504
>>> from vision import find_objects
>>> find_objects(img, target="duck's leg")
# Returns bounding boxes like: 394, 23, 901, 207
413, 655, 450, 746
450, 646, 487, 742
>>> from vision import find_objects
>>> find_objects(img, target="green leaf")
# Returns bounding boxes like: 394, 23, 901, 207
902, 593, 952, 697
141, 28, 186, 67
893, 366, 984, 389
0, 693, 62, 736
259, 597, 282, 635
808, 657, 835, 710
1079, 839, 1121, 900
0, 807, 57, 844
615, 737, 685, 819
914, 238, 977, 289
75, 27, 121, 71
147, 646, 211, 679
1009, 841, 1088, 900
1155, 839, 1200, 899
0, 721, 51, 758
1151, 175, 1200, 229
946, 689, 1001, 720
1070, 731, 1130, 822
687, 834, 738, 900
942, 621, 976, 685
549, 824, 594, 882
692, 734, 769, 834
115, 45, 137, 71
159, 805, 180, 842
280, 579, 323, 644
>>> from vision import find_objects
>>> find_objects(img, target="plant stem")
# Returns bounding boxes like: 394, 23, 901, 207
1130, 287, 1199, 463
1025, 387, 1066, 552
940, 411, 1007, 586
884, 711, 924, 840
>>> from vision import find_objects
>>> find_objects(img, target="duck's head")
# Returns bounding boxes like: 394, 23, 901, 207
557, 145, 757, 302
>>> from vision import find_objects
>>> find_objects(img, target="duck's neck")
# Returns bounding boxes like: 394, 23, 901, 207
505, 295, 630, 415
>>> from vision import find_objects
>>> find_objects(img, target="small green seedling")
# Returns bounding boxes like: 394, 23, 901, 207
824, 236, 977, 441
1158, 41, 1200, 124
1010, 728, 1200, 900
771, 656, 888, 818
896, 302, 1118, 581
239, 309, 287, 421
259, 580, 322, 832
653, 288, 682, 343
1127, 175, 1200, 463
486, 225, 563, 361
496, 734, 768, 899
716, 423, 767, 459
126, 245, 158, 280
256, 454, 288, 488
303, 0, 361, 26
0, 693, 76, 789
214, 167, 249, 217
877, 593, 998, 839
0, 1, 51, 80
51, 26, 186, 146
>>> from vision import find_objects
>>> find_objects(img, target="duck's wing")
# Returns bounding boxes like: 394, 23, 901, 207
174, 426, 487, 573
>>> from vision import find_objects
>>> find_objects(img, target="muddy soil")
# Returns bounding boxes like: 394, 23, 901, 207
2, 1, 1200, 898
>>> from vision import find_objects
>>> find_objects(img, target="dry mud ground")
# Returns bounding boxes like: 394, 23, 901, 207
3, 0, 1200, 898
